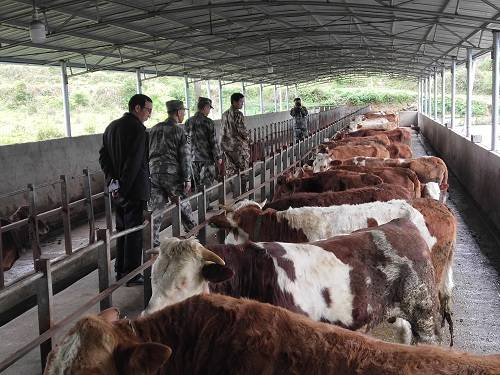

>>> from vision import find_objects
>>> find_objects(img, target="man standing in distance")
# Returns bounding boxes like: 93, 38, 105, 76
185, 97, 222, 210
221, 92, 251, 192
99, 94, 152, 286
290, 97, 309, 141
149, 100, 196, 247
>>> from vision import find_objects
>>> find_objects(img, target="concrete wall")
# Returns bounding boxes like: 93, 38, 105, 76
399, 111, 418, 127
419, 113, 500, 231
0, 110, 299, 217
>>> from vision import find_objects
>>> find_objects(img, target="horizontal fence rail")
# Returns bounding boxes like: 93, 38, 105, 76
0, 105, 368, 373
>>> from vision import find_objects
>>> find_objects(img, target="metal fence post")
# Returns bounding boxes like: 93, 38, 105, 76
172, 200, 181, 238
233, 171, 242, 198
59, 175, 72, 255
0, 220, 4, 289
260, 159, 266, 202
249, 163, 256, 200
27, 183, 41, 269
283, 145, 289, 170
103, 180, 113, 233
197, 187, 207, 244
35, 257, 53, 372
142, 211, 153, 307
270, 154, 276, 199
83, 169, 96, 244
217, 177, 227, 243
96, 229, 112, 310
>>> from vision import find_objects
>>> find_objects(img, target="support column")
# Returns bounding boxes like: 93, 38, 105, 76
241, 82, 246, 115
466, 48, 474, 138
427, 75, 431, 116
492, 31, 499, 151
279, 86, 283, 111
206, 80, 211, 99
184, 74, 190, 119
422, 78, 427, 114
441, 65, 446, 124
274, 84, 278, 112
218, 79, 223, 118
259, 83, 264, 114
285, 85, 289, 109
451, 58, 457, 129
418, 79, 421, 112
60, 60, 71, 137
294, 83, 298, 97
434, 69, 438, 120
136, 68, 142, 94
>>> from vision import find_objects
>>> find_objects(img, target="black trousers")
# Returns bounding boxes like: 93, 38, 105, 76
114, 200, 145, 275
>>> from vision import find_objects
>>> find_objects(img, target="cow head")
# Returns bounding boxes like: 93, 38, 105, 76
312, 153, 332, 173
44, 310, 172, 375
208, 199, 266, 244
143, 237, 234, 315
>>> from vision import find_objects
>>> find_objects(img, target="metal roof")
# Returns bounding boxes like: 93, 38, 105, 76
0, 0, 498, 84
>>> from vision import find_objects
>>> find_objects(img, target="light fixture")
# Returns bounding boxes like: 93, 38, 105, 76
267, 66, 274, 74
29, 8, 46, 43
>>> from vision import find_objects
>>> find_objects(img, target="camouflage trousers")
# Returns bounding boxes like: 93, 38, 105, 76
224, 149, 250, 192
192, 161, 217, 192
149, 174, 196, 247
295, 118, 308, 141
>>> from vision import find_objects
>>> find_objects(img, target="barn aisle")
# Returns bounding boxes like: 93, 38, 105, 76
414, 130, 500, 353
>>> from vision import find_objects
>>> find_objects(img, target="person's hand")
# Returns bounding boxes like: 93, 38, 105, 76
184, 181, 191, 193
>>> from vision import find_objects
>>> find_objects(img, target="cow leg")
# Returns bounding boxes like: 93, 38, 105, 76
439, 265, 455, 346
392, 318, 413, 345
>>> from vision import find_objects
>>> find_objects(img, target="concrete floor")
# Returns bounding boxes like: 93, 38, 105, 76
1, 132, 500, 374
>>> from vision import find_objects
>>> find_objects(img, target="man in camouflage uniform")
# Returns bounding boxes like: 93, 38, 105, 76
185, 97, 222, 211
221, 92, 251, 192
290, 97, 309, 141
149, 100, 196, 247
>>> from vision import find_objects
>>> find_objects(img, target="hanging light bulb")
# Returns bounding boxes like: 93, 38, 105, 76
29, 8, 46, 43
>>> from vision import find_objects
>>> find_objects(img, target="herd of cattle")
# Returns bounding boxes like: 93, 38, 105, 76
45, 111, 500, 374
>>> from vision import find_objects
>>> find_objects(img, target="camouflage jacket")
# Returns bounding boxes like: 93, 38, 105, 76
149, 118, 190, 182
220, 106, 250, 153
290, 105, 308, 118
185, 111, 221, 163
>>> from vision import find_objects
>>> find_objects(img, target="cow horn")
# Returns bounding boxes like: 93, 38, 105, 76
259, 198, 267, 208
146, 248, 160, 255
218, 203, 233, 212
200, 247, 225, 265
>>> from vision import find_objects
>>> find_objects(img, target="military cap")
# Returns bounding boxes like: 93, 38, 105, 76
166, 99, 185, 112
198, 97, 214, 109
294, 97, 301, 102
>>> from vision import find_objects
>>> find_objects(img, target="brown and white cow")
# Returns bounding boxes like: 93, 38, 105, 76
144, 219, 441, 344
340, 156, 449, 201
320, 143, 391, 161
264, 183, 413, 211
210, 197, 456, 336
273, 169, 383, 200
325, 134, 391, 148
344, 128, 412, 146
44, 294, 500, 375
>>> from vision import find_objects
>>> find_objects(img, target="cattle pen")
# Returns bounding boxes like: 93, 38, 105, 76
1, 1, 500, 374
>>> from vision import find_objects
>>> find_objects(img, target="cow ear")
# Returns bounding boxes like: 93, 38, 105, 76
115, 342, 172, 374
202, 263, 234, 283
97, 307, 120, 323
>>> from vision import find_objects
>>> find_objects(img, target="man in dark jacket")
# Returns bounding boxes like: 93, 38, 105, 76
290, 97, 309, 141
99, 94, 152, 286
149, 100, 196, 247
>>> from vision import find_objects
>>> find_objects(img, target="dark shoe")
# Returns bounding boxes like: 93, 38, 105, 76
126, 274, 144, 287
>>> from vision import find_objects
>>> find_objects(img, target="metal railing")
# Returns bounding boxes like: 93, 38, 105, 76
0, 105, 368, 373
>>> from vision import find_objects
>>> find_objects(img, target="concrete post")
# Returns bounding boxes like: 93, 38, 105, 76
206, 80, 211, 99
423, 78, 427, 114
433, 69, 438, 120
285, 85, 289, 109
427, 75, 431, 116
136, 68, 142, 94
218, 79, 223, 118
184, 74, 190, 119
418, 79, 421, 111
259, 83, 264, 114
466, 48, 474, 138
492, 31, 499, 151
60, 60, 71, 137
451, 58, 456, 129
441, 65, 446, 124
274, 84, 278, 112
241, 82, 246, 115
279, 86, 283, 111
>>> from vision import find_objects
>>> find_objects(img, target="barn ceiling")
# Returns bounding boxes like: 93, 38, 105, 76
0, 0, 498, 84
